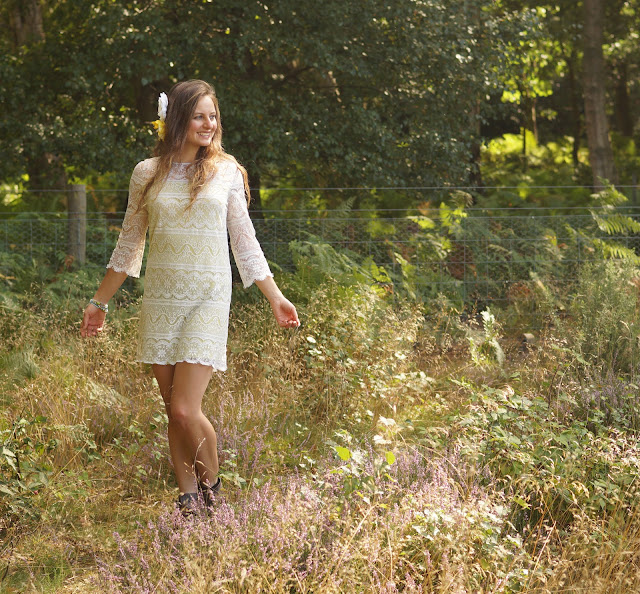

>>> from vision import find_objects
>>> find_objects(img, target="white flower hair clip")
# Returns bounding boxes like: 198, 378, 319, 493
152, 92, 168, 140
157, 92, 168, 121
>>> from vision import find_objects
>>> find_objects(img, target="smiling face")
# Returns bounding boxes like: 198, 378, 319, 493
181, 95, 218, 161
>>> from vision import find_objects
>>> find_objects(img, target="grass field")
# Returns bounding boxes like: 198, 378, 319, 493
2, 259, 640, 592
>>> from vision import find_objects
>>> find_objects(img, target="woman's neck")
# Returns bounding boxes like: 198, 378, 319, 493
175, 147, 198, 164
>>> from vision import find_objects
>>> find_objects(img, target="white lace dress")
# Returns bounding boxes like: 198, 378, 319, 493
107, 157, 273, 371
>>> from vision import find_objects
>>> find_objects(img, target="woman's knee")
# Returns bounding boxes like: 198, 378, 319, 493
167, 403, 201, 430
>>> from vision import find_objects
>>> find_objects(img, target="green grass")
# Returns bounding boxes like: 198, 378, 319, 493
2, 259, 640, 592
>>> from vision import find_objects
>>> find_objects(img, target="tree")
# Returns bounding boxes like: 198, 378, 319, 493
583, 0, 617, 188
6, 0, 44, 46
498, 7, 560, 168
0, 1, 521, 210
604, 0, 640, 138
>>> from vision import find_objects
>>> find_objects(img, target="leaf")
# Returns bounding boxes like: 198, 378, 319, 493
408, 215, 436, 230
2, 447, 17, 473
2, 446, 16, 459
0, 484, 16, 496
335, 446, 351, 461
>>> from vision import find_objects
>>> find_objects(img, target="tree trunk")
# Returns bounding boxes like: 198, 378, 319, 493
466, 1, 483, 198
565, 51, 582, 168
583, 0, 617, 189
468, 100, 483, 198
519, 85, 530, 172
531, 98, 538, 144
614, 61, 633, 137
8, 0, 44, 46
246, 163, 264, 220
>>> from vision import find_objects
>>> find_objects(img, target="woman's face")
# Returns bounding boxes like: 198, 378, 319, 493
184, 95, 217, 154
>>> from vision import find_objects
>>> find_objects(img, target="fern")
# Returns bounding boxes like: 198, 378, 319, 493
591, 238, 640, 264
590, 212, 640, 236
590, 183, 629, 207
588, 182, 640, 236
289, 235, 389, 288
330, 195, 356, 219
557, 183, 640, 263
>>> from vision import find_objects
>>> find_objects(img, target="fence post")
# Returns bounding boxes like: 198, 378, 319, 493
68, 184, 86, 265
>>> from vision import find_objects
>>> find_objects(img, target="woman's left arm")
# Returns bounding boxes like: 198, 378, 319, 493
255, 276, 300, 328
226, 166, 300, 328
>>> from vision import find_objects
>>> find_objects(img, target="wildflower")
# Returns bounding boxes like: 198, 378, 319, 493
152, 119, 166, 141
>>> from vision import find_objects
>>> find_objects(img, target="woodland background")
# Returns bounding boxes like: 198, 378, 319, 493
3, 1, 640, 593
1, 0, 637, 210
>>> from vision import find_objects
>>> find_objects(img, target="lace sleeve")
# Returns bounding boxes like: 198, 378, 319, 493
107, 161, 151, 278
227, 168, 273, 288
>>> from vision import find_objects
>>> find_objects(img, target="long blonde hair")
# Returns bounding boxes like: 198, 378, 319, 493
140, 80, 250, 208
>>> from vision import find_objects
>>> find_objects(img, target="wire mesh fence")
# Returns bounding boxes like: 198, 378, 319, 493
2, 202, 640, 325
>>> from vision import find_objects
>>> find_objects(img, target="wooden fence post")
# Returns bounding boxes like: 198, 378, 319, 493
68, 184, 86, 265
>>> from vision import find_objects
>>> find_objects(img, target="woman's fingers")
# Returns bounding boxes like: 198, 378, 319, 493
276, 301, 299, 328
279, 312, 299, 328
81, 308, 105, 337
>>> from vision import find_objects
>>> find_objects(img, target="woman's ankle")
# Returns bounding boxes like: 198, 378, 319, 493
199, 476, 221, 506
177, 491, 200, 516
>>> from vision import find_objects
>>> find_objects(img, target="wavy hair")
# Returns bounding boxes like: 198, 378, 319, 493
140, 80, 250, 209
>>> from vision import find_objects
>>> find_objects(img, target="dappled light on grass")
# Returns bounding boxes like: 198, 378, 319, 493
3, 259, 640, 591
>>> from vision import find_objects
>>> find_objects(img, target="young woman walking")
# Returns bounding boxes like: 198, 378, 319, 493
80, 80, 299, 514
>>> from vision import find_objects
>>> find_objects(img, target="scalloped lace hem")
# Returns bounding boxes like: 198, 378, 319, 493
243, 271, 274, 289
137, 358, 227, 371
107, 264, 140, 278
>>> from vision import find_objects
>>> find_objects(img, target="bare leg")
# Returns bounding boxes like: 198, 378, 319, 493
152, 362, 219, 494
153, 364, 197, 493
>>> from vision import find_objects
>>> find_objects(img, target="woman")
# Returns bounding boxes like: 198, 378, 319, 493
80, 80, 299, 515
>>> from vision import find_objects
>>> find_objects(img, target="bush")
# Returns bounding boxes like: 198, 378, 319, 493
567, 260, 640, 373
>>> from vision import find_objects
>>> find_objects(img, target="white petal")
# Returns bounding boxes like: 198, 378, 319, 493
158, 92, 168, 120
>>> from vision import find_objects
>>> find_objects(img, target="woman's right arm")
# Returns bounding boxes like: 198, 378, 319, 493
80, 269, 128, 337
81, 160, 151, 338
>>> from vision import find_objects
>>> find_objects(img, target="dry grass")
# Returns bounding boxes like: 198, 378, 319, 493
2, 278, 640, 592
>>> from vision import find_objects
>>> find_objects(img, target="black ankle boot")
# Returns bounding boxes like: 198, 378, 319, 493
199, 477, 221, 507
177, 492, 199, 517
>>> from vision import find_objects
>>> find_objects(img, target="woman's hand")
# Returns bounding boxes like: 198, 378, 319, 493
80, 304, 106, 337
80, 270, 127, 338
254, 276, 300, 328
269, 296, 300, 329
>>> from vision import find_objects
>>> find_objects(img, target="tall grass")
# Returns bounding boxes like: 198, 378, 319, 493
2, 256, 640, 592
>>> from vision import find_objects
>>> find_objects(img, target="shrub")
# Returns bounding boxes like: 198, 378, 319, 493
567, 260, 640, 373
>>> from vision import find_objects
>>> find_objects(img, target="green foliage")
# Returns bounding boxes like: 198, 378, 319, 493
289, 236, 389, 291
326, 433, 397, 500
3, 253, 640, 590
110, 416, 169, 494
498, 5, 563, 123
447, 379, 640, 535
567, 260, 640, 372
466, 309, 505, 367
480, 133, 592, 208
0, 0, 521, 207
5, 183, 640, 589
0, 415, 57, 522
